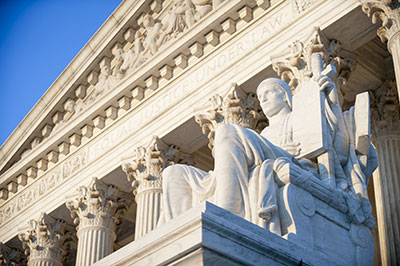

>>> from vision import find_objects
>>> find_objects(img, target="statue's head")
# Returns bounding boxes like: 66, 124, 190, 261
143, 14, 155, 28
257, 78, 292, 117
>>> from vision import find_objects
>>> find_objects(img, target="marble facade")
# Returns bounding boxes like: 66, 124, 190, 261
0, 0, 399, 265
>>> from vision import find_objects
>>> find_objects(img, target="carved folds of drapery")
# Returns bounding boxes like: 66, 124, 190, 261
360, 0, 400, 45
271, 27, 355, 101
17, 213, 74, 265
195, 83, 267, 151
65, 177, 131, 234
371, 80, 400, 137
0, 243, 26, 266
122, 137, 192, 196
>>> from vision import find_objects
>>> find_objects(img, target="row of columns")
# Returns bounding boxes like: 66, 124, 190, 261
6, 178, 132, 266
1, 2, 399, 265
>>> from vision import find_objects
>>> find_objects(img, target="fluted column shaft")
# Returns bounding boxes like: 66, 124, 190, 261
134, 186, 162, 239
372, 136, 400, 266
28, 258, 62, 266
75, 225, 115, 266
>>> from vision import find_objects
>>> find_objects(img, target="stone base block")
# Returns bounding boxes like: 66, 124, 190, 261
95, 201, 339, 266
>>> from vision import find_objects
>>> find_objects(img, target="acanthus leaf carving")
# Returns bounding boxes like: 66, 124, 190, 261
65, 177, 132, 233
360, 0, 400, 45
17, 212, 75, 264
122, 136, 192, 196
371, 80, 400, 137
195, 83, 267, 151
271, 27, 355, 103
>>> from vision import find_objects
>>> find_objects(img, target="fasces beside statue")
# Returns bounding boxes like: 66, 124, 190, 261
159, 61, 378, 237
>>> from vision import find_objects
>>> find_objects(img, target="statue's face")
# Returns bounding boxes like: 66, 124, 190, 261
257, 84, 286, 118
101, 65, 110, 77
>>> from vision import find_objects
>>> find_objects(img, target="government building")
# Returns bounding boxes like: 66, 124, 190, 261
0, 0, 399, 265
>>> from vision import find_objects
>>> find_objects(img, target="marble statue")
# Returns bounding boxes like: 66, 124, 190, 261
120, 31, 144, 73
142, 15, 163, 57
159, 63, 378, 234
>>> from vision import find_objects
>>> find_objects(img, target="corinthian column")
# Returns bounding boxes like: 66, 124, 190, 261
371, 80, 400, 266
18, 213, 73, 266
361, 0, 400, 101
66, 177, 131, 266
122, 137, 192, 239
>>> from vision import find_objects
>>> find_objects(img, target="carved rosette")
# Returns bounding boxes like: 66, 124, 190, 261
17, 213, 74, 266
271, 27, 355, 100
0, 243, 26, 266
122, 137, 192, 196
65, 177, 132, 234
195, 83, 267, 151
371, 80, 400, 137
360, 0, 400, 46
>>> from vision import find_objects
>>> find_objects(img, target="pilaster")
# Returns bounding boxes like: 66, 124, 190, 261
65, 177, 131, 266
371, 80, 400, 266
122, 137, 192, 239
360, 0, 400, 100
18, 213, 73, 266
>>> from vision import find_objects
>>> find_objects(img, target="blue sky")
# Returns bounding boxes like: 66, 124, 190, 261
0, 0, 122, 146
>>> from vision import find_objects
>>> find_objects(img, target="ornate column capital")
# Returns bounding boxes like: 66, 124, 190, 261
17, 213, 74, 265
65, 177, 132, 236
371, 80, 400, 137
195, 83, 267, 151
360, 0, 400, 52
271, 27, 355, 102
0, 243, 26, 266
122, 137, 192, 196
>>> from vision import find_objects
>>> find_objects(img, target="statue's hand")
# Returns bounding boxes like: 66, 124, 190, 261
314, 74, 335, 92
281, 142, 301, 157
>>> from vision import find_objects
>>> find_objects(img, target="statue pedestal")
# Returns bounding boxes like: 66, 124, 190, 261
94, 201, 348, 266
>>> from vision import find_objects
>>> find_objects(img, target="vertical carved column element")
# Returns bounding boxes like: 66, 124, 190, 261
65, 177, 131, 266
195, 83, 267, 152
361, 0, 400, 100
18, 213, 74, 266
0, 243, 26, 266
371, 81, 400, 266
122, 137, 192, 239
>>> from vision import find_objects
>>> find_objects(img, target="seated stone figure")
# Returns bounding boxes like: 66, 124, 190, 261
159, 75, 377, 235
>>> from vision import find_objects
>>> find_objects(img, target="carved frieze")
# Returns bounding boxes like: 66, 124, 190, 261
0, 149, 88, 227
195, 83, 267, 151
65, 177, 131, 232
18, 213, 74, 265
